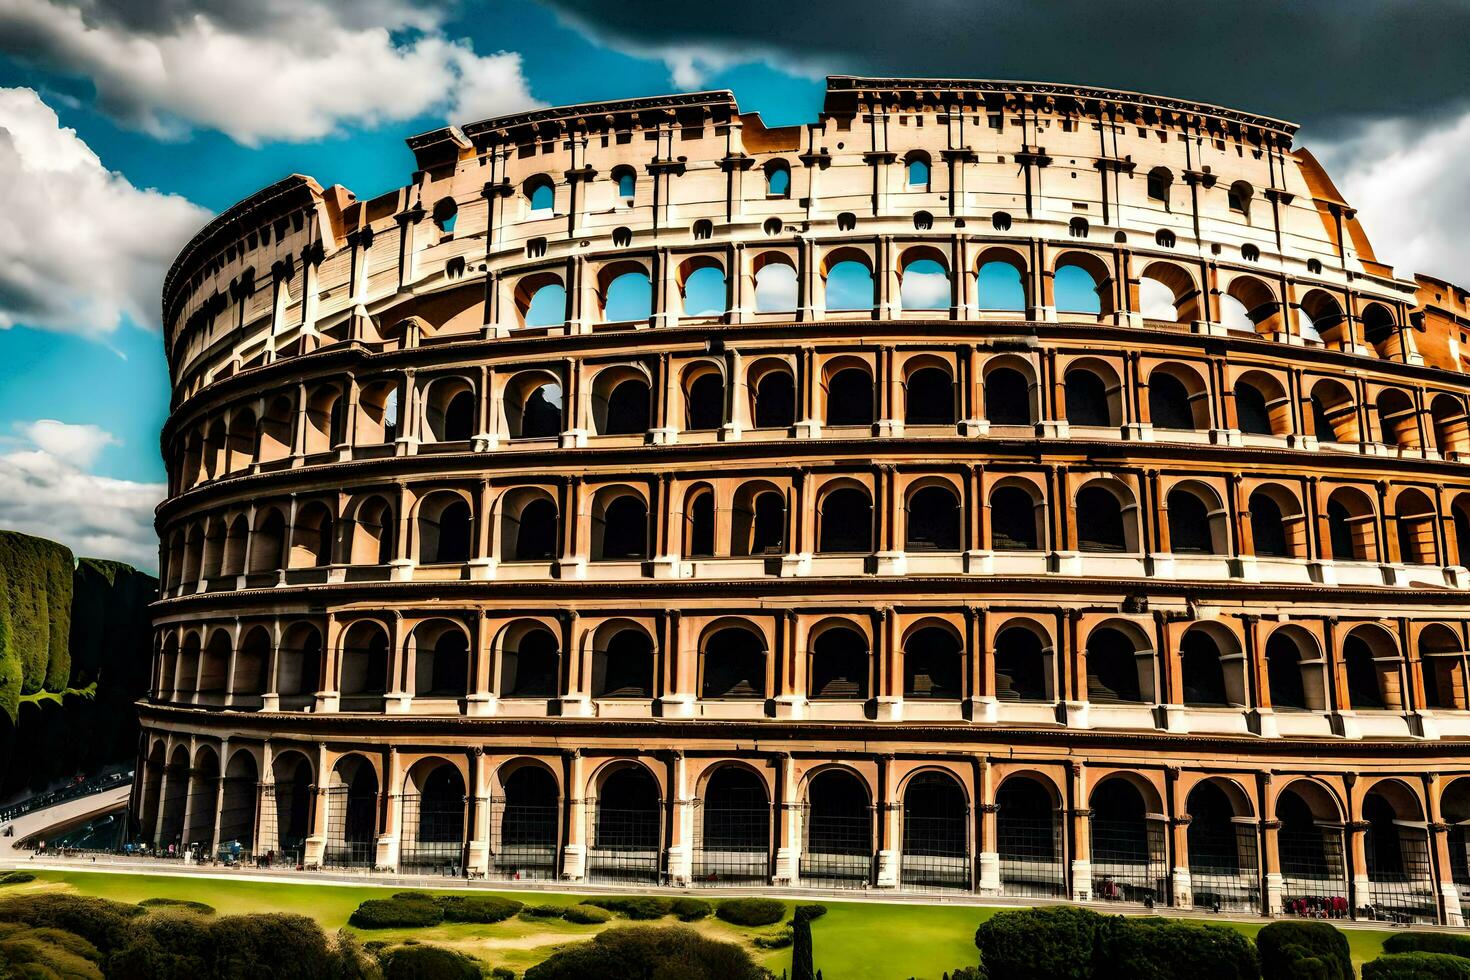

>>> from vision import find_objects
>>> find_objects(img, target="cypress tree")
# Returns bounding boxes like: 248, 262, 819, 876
792, 907, 815, 980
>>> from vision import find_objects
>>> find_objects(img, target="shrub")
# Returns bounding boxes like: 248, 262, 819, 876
793, 911, 815, 980
140, 898, 216, 915
1257, 920, 1353, 980
716, 897, 787, 927
753, 927, 793, 950
212, 913, 336, 979
491, 970, 515, 980
671, 897, 712, 921
0, 872, 35, 886
438, 896, 522, 924
519, 904, 565, 920
945, 970, 985, 980
380, 943, 484, 980
0, 923, 104, 980
1385, 933, 1470, 959
348, 897, 444, 929
795, 904, 827, 921
974, 906, 1108, 980
1108, 917, 1258, 980
331, 928, 384, 980
0, 894, 143, 952
524, 925, 765, 980
1363, 951, 1470, 980
584, 896, 674, 920
561, 905, 612, 925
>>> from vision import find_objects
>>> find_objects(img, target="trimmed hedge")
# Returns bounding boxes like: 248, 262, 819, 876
1108, 917, 1257, 980
1257, 920, 1353, 980
672, 897, 712, 922
438, 895, 522, 924
974, 906, 1107, 980
584, 896, 674, 920
140, 898, 215, 915
0, 872, 35, 886
348, 897, 444, 929
562, 904, 612, 925
1384, 932, 1470, 959
1363, 951, 1470, 980
0, 921, 103, 980
795, 904, 828, 921
716, 897, 786, 927
381, 943, 485, 980
753, 927, 793, 950
519, 905, 565, 920
0, 895, 144, 953
524, 925, 765, 980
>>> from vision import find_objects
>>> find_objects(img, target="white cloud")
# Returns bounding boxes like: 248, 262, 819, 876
0, 87, 210, 335
0, 421, 162, 570
0, 0, 542, 144
900, 269, 951, 311
1311, 108, 1470, 286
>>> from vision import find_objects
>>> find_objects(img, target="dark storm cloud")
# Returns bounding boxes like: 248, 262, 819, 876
542, 0, 1470, 129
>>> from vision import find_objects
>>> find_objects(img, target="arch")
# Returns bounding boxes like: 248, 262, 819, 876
225, 408, 256, 473
1179, 623, 1244, 707
753, 253, 797, 313
803, 768, 872, 886
353, 379, 401, 446
221, 515, 249, 577
231, 625, 270, 697
683, 486, 716, 558
764, 159, 791, 198
598, 263, 653, 322
904, 151, 931, 190
611, 165, 637, 202
1053, 251, 1114, 317
589, 761, 662, 882
994, 621, 1052, 702
1344, 624, 1400, 710
1064, 361, 1122, 427
901, 770, 968, 890
268, 749, 315, 860
1264, 625, 1326, 711
410, 620, 469, 700
903, 363, 956, 426
1076, 479, 1138, 553
1146, 166, 1173, 204
339, 620, 390, 699
156, 743, 192, 846
400, 759, 467, 872
176, 631, 201, 696
525, 175, 555, 213
249, 507, 286, 574
1362, 779, 1435, 920
258, 395, 294, 461
198, 630, 230, 696
1362, 303, 1400, 359
416, 491, 473, 565
1234, 371, 1291, 436
809, 623, 870, 700
1139, 261, 1201, 322
425, 377, 477, 443
591, 623, 655, 698
996, 774, 1066, 897
218, 749, 258, 854
1277, 779, 1348, 909
817, 483, 872, 553
499, 487, 558, 563
1326, 486, 1377, 561
505, 372, 564, 440
325, 754, 379, 868
157, 633, 179, 697
824, 362, 874, 427
289, 500, 334, 569
906, 483, 961, 552
731, 481, 786, 557
822, 251, 875, 313
1148, 363, 1210, 430
1375, 387, 1420, 451
696, 764, 770, 885
700, 624, 767, 699
1442, 779, 1470, 899
347, 495, 394, 565
1299, 290, 1347, 346
1311, 379, 1359, 443
749, 359, 796, 429
903, 623, 963, 700
683, 363, 726, 431
276, 621, 323, 699
976, 249, 1028, 313
990, 481, 1043, 551
1249, 484, 1306, 559
1224, 275, 1282, 335
1418, 623, 1465, 711
899, 250, 951, 312
591, 487, 648, 560
1090, 775, 1167, 903
984, 358, 1037, 426
515, 273, 567, 329
494, 761, 560, 879
590, 365, 651, 436
303, 384, 345, 455
497, 621, 560, 699
1186, 778, 1260, 911
1394, 487, 1437, 564
1085, 622, 1151, 704
1167, 481, 1227, 555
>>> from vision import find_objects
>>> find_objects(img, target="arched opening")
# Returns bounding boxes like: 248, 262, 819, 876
1326, 488, 1376, 561
976, 255, 1027, 312
984, 365, 1034, 425
499, 624, 560, 699
275, 622, 323, 702
1311, 380, 1359, 443
1076, 483, 1134, 553
417, 493, 472, 565
518, 276, 567, 329
412, 622, 469, 700
198, 632, 230, 698
1090, 778, 1167, 904
339, 621, 389, 704
1419, 624, 1465, 711
764, 159, 791, 198
1362, 304, 1400, 360
504, 374, 563, 440
1149, 368, 1206, 430
1344, 626, 1400, 711
684, 488, 716, 558
681, 263, 726, 318
258, 396, 294, 461
696, 766, 770, 885
289, 501, 334, 569
249, 508, 286, 574
1180, 627, 1240, 707
1064, 366, 1120, 427
186, 747, 220, 852
325, 756, 378, 868
1147, 166, 1172, 204
1432, 394, 1469, 457
594, 372, 651, 436
225, 410, 256, 472
901, 772, 968, 890
526, 176, 555, 214
1392, 489, 1436, 565
1375, 388, 1420, 451
803, 769, 872, 887
1224, 276, 1282, 335
817, 486, 872, 553
400, 762, 466, 873
997, 776, 1065, 897
494, 764, 559, 880
426, 381, 476, 443
222, 515, 249, 576
903, 626, 962, 700
1363, 782, 1436, 921
1443, 780, 1470, 909
1234, 379, 1279, 436
751, 364, 796, 429
906, 484, 961, 552
1167, 484, 1225, 555
348, 496, 395, 565
231, 626, 270, 699
1086, 626, 1147, 704
1249, 486, 1306, 559
1265, 628, 1325, 712
592, 490, 648, 560
1186, 781, 1259, 912
825, 366, 874, 427
823, 255, 874, 313
175, 633, 200, 697
592, 628, 654, 698
900, 256, 951, 312
731, 484, 786, 557
304, 386, 344, 455
266, 752, 313, 864
701, 626, 766, 699
809, 626, 869, 700
991, 484, 1042, 551
354, 381, 400, 446
1054, 256, 1110, 317
905, 153, 931, 190
904, 366, 955, 426
500, 490, 559, 562
753, 256, 797, 313
1277, 782, 1347, 912
684, 368, 726, 431
1139, 262, 1200, 322
589, 765, 661, 883
218, 751, 258, 858
994, 624, 1051, 702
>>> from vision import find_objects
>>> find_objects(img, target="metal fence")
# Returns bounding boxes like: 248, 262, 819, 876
691, 799, 770, 887
1188, 822, 1261, 913
489, 795, 559, 880
324, 786, 377, 868
1090, 817, 1168, 904
899, 809, 970, 892
398, 792, 465, 874
586, 802, 661, 883
800, 805, 873, 888
1279, 826, 1348, 916
997, 812, 1067, 898
1365, 827, 1437, 923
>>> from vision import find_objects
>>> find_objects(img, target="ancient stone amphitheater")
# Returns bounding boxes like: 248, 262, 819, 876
136, 77, 1470, 924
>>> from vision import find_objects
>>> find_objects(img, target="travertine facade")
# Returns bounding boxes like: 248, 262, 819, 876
136, 78, 1470, 922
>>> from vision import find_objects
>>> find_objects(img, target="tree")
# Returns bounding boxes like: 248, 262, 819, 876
792, 905, 815, 980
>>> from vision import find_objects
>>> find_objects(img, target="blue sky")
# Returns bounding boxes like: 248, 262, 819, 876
0, 0, 1463, 569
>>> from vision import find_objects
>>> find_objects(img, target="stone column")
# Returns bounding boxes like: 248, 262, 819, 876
467, 749, 491, 875
375, 747, 402, 870
976, 758, 1001, 894
875, 755, 900, 887
561, 750, 587, 881
666, 752, 693, 884
774, 753, 800, 884
1069, 762, 1093, 901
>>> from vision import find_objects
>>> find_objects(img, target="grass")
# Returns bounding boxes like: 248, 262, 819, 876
17, 869, 1407, 979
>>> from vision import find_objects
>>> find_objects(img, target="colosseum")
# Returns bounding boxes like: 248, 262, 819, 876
136, 76, 1470, 925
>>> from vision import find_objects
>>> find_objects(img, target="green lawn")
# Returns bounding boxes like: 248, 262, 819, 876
19, 870, 1405, 979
